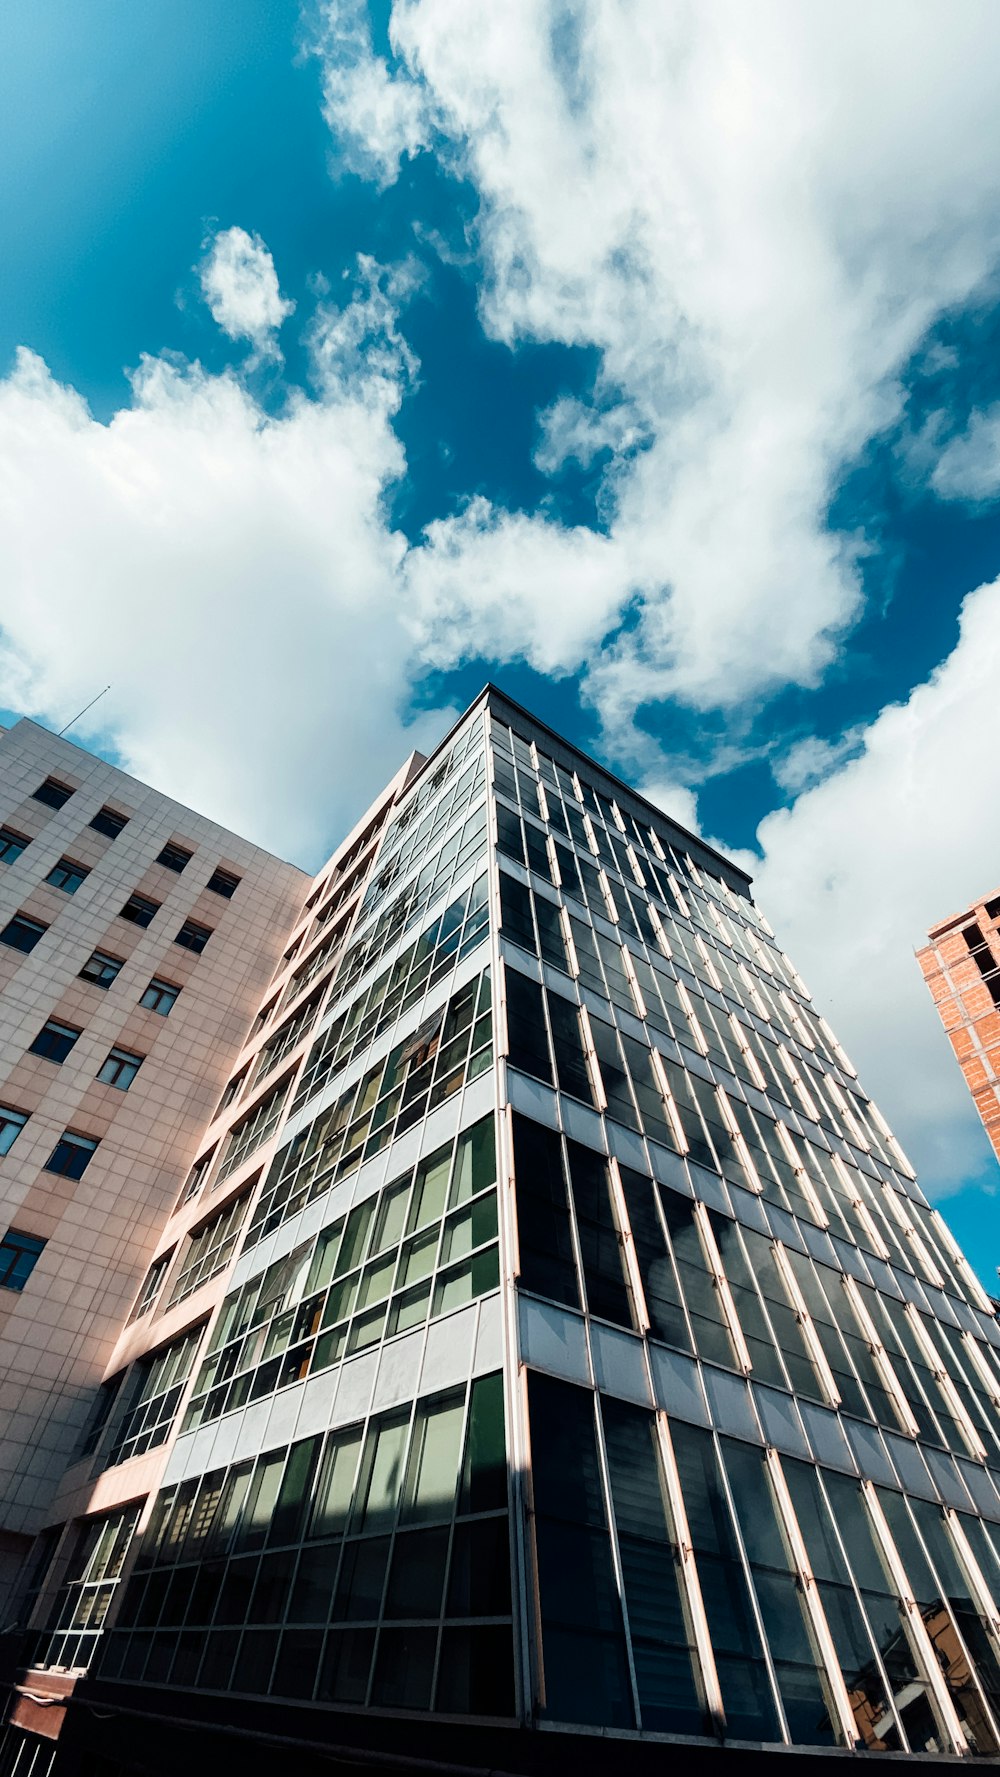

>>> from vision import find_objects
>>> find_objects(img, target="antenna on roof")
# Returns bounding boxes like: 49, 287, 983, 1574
57, 685, 111, 737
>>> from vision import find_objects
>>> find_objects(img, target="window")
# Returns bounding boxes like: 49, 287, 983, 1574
168, 1193, 251, 1305
32, 777, 74, 810
34, 1506, 139, 1673
140, 977, 179, 1015
181, 1148, 215, 1204
0, 827, 29, 865
216, 1079, 291, 1183
0, 912, 47, 954
79, 949, 124, 988
156, 841, 193, 873
45, 1131, 98, 1179
107, 1326, 204, 1465
89, 806, 128, 839
29, 1019, 82, 1064
97, 1047, 144, 1090
119, 892, 160, 927
130, 1249, 174, 1321
0, 1229, 46, 1291
0, 1106, 28, 1156
45, 857, 89, 895
217, 1069, 247, 1114
207, 866, 240, 898
174, 919, 212, 953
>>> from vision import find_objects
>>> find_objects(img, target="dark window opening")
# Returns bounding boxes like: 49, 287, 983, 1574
89, 806, 129, 839
32, 778, 74, 810
120, 894, 160, 928
156, 842, 193, 873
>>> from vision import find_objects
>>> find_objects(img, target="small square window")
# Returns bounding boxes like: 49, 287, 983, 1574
45, 857, 90, 895
0, 1229, 46, 1291
44, 1131, 98, 1179
156, 842, 193, 873
120, 893, 160, 928
32, 778, 74, 810
90, 806, 129, 839
175, 919, 212, 953
0, 1107, 28, 1157
0, 827, 29, 865
97, 1047, 144, 1090
79, 950, 124, 989
986, 897, 1000, 923
140, 978, 180, 1015
207, 867, 240, 899
0, 913, 47, 954
29, 1019, 82, 1064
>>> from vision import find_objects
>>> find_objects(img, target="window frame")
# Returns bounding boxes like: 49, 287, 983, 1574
0, 1228, 46, 1291
0, 912, 48, 954
156, 842, 194, 874
174, 919, 213, 953
140, 977, 180, 1016
45, 857, 90, 895
79, 950, 125, 989
119, 893, 161, 928
44, 1130, 99, 1180
0, 826, 30, 865
29, 1018, 83, 1064
32, 777, 74, 810
89, 806, 129, 839
96, 1047, 145, 1091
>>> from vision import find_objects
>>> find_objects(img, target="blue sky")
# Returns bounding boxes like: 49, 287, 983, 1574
2, 1, 1000, 1282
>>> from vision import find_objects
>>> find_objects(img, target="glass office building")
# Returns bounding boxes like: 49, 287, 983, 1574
5, 687, 1000, 1775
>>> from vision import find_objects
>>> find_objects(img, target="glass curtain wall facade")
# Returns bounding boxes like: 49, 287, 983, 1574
9, 687, 1000, 1775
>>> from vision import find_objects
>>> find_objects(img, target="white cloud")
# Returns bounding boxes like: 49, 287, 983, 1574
754, 574, 1000, 1197
0, 263, 448, 866
771, 728, 866, 796
315, 0, 429, 187
321, 0, 1000, 756
931, 405, 1000, 503
533, 397, 646, 476
199, 226, 295, 357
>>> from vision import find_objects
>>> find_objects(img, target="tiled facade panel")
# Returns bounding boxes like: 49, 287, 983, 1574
918, 896, 1000, 1165
0, 720, 308, 1602
6, 692, 1000, 1774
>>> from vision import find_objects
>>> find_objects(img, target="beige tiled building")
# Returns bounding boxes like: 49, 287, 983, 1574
0, 719, 309, 1614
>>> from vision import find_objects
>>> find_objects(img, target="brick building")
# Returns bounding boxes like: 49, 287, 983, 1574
917, 892, 1000, 1165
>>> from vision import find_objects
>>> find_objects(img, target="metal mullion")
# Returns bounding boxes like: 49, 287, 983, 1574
899, 1498, 1000, 1752
650, 1410, 725, 1734
763, 1448, 861, 1748
692, 1203, 753, 1376
771, 1244, 842, 1408
861, 1480, 970, 1757
485, 730, 535, 1727
649, 1047, 689, 1154
709, 1428, 791, 1746
903, 1302, 986, 1460
588, 1388, 643, 1729
840, 1274, 922, 1439
606, 1157, 649, 1335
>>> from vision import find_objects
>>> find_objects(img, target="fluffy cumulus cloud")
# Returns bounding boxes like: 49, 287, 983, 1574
0, 267, 445, 864
199, 226, 295, 357
323, 0, 1000, 752
753, 575, 1000, 1195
